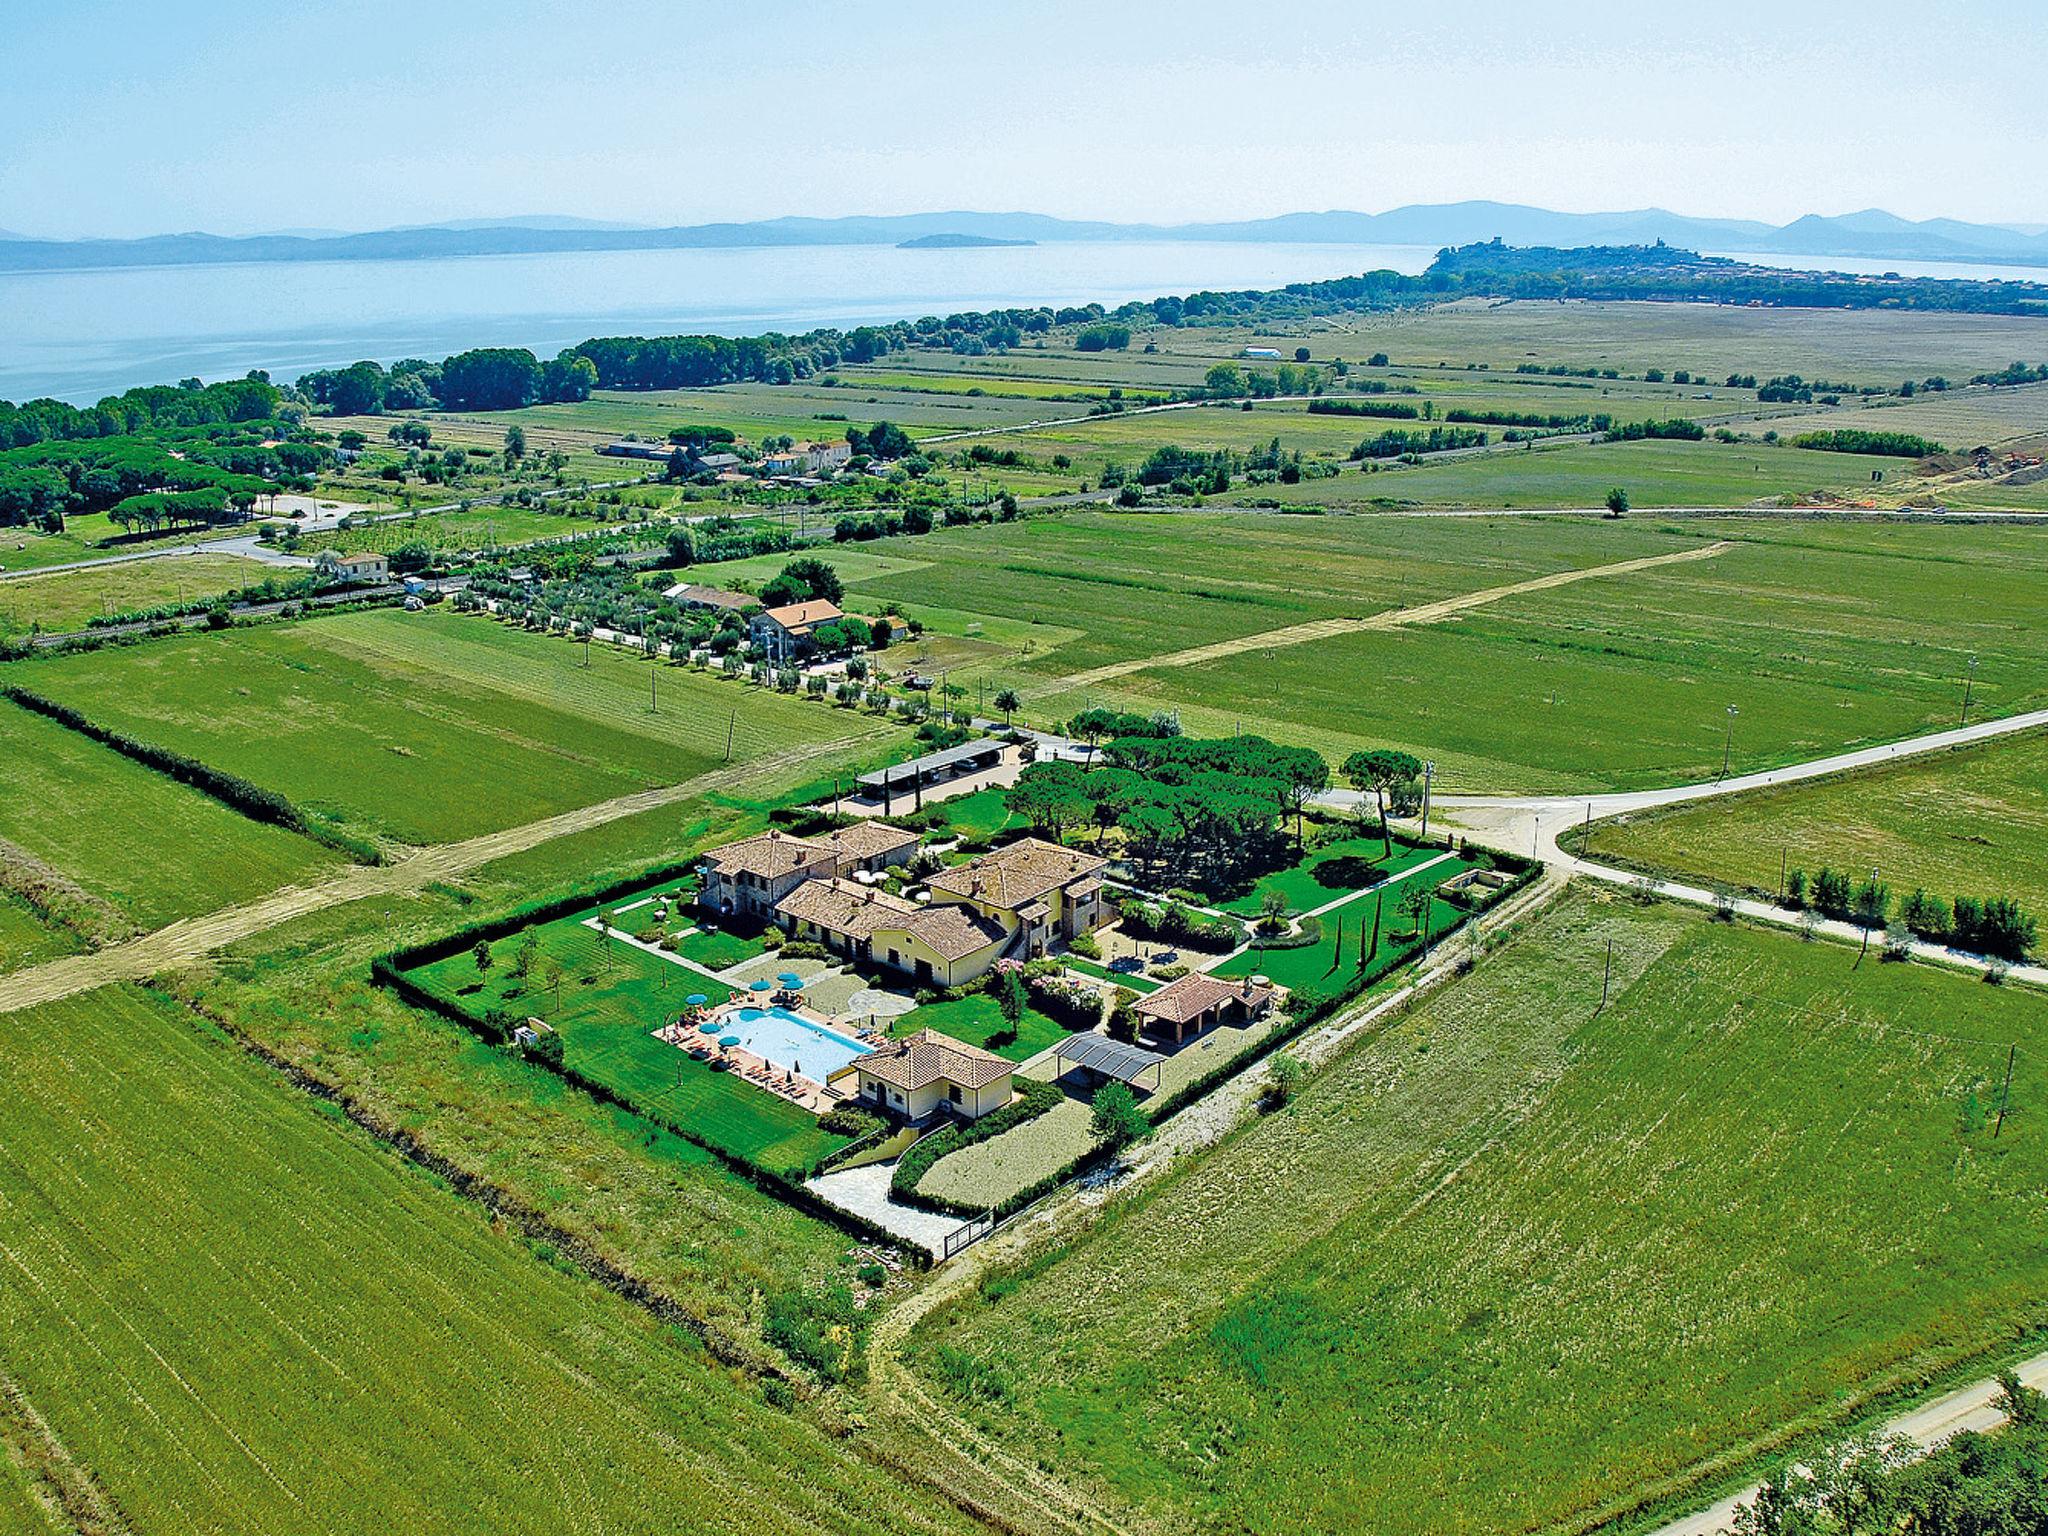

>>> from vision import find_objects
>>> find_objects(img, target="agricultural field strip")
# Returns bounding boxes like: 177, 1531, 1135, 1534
1027, 539, 1732, 696
0, 732, 879, 1016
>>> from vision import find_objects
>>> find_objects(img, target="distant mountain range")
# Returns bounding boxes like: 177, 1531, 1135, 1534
2, 203, 2045, 275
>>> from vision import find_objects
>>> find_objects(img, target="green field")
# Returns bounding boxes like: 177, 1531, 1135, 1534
1023, 516, 2048, 791
8, 609, 902, 845
913, 892, 2048, 1534
800, 509, 1704, 682
0, 701, 339, 937
1219, 436, 1897, 510
405, 905, 846, 1175
0, 985, 972, 1535
0, 552, 277, 633
1584, 727, 2048, 915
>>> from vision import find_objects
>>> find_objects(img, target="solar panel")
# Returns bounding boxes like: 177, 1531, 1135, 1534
1054, 1035, 1165, 1083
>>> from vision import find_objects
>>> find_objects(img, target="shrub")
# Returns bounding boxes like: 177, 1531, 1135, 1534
818, 1107, 883, 1138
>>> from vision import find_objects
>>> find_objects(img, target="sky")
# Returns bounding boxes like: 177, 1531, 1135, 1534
2, 0, 2043, 240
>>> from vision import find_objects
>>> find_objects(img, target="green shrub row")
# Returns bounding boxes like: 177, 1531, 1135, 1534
5, 683, 381, 865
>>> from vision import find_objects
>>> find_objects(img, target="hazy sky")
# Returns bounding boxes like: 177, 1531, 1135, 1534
3, 0, 2042, 239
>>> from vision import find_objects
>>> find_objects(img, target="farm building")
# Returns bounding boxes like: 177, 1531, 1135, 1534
761, 440, 852, 476
751, 599, 844, 660
660, 581, 756, 614
838, 1029, 1015, 1123
323, 550, 389, 583
776, 879, 1008, 988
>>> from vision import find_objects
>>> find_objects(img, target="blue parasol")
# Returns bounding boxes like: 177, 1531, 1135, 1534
749, 978, 773, 992
696, 1020, 720, 1034
718, 1035, 741, 1048
777, 972, 803, 988
685, 993, 709, 1007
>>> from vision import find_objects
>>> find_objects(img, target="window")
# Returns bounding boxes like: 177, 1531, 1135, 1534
948, 1085, 961, 1105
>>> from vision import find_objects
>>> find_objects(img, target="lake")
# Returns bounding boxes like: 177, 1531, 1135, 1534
13, 239, 2045, 407
0, 241, 1439, 404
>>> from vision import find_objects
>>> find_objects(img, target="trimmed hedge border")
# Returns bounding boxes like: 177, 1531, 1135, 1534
888, 1078, 1066, 1214
4, 684, 382, 865
370, 860, 933, 1265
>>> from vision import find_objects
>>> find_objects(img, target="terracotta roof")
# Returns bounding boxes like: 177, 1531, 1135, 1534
775, 878, 918, 938
926, 838, 1109, 911
901, 903, 1009, 962
819, 822, 920, 862
758, 599, 843, 632
700, 830, 837, 880
858, 1029, 1014, 1092
1134, 971, 1278, 1026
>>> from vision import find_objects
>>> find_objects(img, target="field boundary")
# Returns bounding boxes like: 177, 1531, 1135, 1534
175, 989, 816, 1381
0, 1365, 127, 1535
1, 686, 382, 865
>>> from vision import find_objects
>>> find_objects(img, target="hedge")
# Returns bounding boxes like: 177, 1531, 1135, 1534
889, 1077, 1066, 1215
369, 857, 933, 1262
5, 684, 382, 864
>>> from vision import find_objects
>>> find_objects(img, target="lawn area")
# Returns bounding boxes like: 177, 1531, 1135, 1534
0, 984, 974, 1536
405, 907, 844, 1175
7, 607, 901, 845
0, 698, 340, 934
672, 918, 775, 970
1064, 954, 1162, 993
914, 892, 2048, 1535
892, 993, 1068, 1061
1214, 836, 1440, 916
1212, 851, 1475, 997
927, 786, 1022, 839
0, 551, 277, 633
1065, 516, 2048, 792
0, 897, 72, 975
1581, 726, 2048, 916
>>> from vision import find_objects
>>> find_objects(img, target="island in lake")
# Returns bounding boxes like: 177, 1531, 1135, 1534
895, 232, 1037, 249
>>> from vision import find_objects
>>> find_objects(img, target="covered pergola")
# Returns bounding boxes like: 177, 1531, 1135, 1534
856, 739, 1006, 812
1052, 1035, 1165, 1094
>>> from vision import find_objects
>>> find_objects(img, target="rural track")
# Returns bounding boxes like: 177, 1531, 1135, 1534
1025, 539, 1732, 697
0, 736, 874, 1016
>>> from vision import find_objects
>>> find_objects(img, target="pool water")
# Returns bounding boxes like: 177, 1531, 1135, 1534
718, 1005, 872, 1082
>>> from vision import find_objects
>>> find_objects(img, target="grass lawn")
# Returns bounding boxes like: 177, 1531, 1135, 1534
0, 985, 973, 1536
8, 607, 900, 845
673, 920, 774, 971
0, 897, 72, 975
915, 892, 2048, 1535
0, 552, 278, 633
928, 786, 1022, 839
1214, 837, 1439, 916
0, 698, 340, 933
1213, 852, 1475, 998
1580, 726, 2048, 916
892, 993, 1068, 1061
407, 909, 843, 1175
1064, 954, 1163, 993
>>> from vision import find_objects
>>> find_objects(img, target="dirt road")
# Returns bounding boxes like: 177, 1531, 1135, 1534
0, 736, 874, 1015
1027, 539, 1731, 697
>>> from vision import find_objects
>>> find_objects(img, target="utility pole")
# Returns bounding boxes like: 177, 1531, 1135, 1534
1779, 845, 1787, 902
649, 668, 657, 713
1995, 1043, 2017, 1137
724, 710, 736, 762
1720, 705, 1740, 780
1420, 760, 1434, 841
1598, 937, 1614, 1012
1961, 654, 1978, 727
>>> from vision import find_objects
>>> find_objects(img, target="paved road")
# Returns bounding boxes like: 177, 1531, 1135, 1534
1649, 1348, 2048, 1536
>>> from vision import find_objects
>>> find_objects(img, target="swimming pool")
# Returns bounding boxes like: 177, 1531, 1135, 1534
715, 1005, 872, 1082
